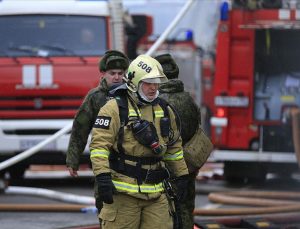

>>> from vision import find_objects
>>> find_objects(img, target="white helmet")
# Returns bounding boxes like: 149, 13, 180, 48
125, 54, 168, 92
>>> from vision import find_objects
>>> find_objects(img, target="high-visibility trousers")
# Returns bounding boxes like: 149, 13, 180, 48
99, 193, 173, 229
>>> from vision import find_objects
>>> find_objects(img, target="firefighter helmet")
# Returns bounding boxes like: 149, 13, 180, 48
125, 54, 168, 92
155, 53, 179, 80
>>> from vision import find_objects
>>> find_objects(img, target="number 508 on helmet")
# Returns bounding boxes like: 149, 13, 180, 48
125, 55, 168, 92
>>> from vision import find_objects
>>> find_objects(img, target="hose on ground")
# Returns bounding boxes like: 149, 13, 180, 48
1, 185, 97, 212
194, 212, 300, 227
207, 192, 298, 206
194, 203, 300, 216
193, 190, 300, 216
0, 203, 96, 212
5, 186, 95, 205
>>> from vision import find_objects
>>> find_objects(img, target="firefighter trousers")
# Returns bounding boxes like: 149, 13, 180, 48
99, 192, 173, 229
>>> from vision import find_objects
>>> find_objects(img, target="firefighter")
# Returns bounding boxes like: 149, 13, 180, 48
89, 54, 189, 229
65, 50, 130, 215
156, 53, 213, 229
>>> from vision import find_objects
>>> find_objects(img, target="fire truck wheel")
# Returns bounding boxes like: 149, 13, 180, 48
224, 162, 267, 184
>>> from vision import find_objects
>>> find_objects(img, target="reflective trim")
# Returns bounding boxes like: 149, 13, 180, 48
215, 96, 249, 107
163, 150, 184, 161
154, 109, 164, 118
140, 183, 164, 193
210, 117, 228, 127
112, 180, 164, 193
129, 108, 141, 117
90, 149, 110, 159
113, 180, 139, 192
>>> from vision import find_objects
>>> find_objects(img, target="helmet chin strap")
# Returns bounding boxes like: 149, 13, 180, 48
138, 82, 159, 103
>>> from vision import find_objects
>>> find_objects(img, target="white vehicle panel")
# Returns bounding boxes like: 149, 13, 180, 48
0, 119, 90, 155
0, 0, 109, 16
209, 149, 297, 163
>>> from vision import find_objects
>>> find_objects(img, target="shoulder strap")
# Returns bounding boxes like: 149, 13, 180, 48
158, 97, 182, 146
158, 97, 169, 118
113, 94, 129, 172
115, 94, 129, 127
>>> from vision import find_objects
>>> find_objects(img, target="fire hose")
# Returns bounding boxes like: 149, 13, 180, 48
0, 186, 96, 212
0, 203, 90, 212
193, 190, 300, 216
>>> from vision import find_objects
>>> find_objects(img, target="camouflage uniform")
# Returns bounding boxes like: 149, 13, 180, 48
66, 79, 110, 170
159, 79, 201, 229
66, 50, 129, 216
66, 79, 111, 211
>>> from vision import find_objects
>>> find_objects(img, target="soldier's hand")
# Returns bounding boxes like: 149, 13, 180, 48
96, 173, 116, 204
68, 167, 78, 177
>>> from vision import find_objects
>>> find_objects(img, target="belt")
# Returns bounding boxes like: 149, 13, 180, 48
109, 159, 170, 185
110, 150, 163, 165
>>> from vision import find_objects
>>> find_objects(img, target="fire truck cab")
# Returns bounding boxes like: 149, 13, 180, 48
0, 0, 147, 179
206, 0, 300, 182
0, 0, 113, 178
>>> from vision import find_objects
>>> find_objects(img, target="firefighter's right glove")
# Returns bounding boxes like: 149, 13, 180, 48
96, 173, 116, 204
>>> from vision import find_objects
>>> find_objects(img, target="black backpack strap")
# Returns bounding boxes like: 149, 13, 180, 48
158, 97, 170, 118
114, 94, 129, 171
115, 94, 129, 127
158, 97, 182, 146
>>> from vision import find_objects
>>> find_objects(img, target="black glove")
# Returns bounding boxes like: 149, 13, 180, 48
175, 175, 189, 202
96, 173, 116, 204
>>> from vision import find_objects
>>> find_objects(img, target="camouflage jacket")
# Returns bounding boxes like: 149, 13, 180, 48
159, 79, 201, 145
66, 79, 111, 170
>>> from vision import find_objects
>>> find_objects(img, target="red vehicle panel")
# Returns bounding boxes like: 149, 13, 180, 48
206, 2, 300, 182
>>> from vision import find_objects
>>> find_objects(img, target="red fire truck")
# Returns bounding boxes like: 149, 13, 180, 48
205, 0, 300, 182
0, 0, 150, 179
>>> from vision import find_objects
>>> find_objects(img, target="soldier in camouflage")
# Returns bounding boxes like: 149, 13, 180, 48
66, 50, 129, 214
156, 54, 211, 229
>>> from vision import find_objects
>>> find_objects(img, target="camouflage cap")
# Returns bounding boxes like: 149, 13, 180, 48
99, 50, 130, 72
154, 53, 179, 79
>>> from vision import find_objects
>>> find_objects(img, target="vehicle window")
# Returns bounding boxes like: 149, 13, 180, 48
254, 30, 300, 121
0, 15, 107, 57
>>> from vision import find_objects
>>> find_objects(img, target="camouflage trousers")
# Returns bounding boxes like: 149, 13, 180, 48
179, 171, 196, 229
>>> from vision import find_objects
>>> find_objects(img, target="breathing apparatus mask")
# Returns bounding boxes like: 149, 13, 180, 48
131, 119, 165, 154
128, 100, 181, 155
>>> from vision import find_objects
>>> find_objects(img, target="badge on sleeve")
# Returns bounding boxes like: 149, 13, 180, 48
94, 116, 111, 129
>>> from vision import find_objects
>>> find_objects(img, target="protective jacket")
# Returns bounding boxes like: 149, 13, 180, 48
90, 91, 188, 200
66, 79, 110, 170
